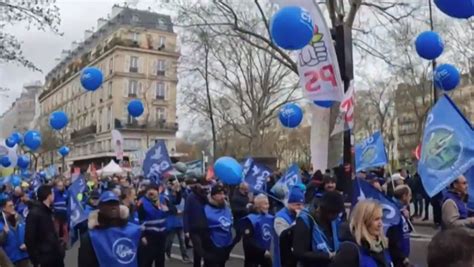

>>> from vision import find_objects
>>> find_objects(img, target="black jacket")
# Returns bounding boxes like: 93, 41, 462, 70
230, 190, 249, 221
25, 201, 65, 266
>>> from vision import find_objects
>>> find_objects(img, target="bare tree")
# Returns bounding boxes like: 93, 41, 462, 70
0, 0, 61, 71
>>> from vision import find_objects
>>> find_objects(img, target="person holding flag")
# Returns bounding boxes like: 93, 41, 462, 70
331, 200, 393, 267
52, 180, 69, 245
273, 186, 305, 267
78, 191, 141, 267
241, 194, 274, 267
0, 199, 30, 267
292, 191, 344, 267
441, 175, 474, 232
137, 183, 171, 267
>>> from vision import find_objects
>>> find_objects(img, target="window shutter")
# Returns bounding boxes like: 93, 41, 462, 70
164, 83, 168, 100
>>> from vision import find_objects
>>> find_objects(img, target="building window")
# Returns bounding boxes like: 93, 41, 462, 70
132, 32, 139, 42
109, 57, 114, 75
157, 59, 165, 76
108, 81, 113, 98
159, 36, 166, 48
107, 106, 112, 130
98, 109, 103, 132
124, 138, 141, 151
156, 82, 165, 100
130, 56, 138, 73
128, 80, 138, 97
156, 107, 166, 122
132, 15, 139, 23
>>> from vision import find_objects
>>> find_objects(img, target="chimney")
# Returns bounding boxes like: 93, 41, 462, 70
84, 29, 94, 40
97, 18, 107, 29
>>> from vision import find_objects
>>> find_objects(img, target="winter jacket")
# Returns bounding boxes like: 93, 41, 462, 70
25, 201, 65, 266
230, 190, 250, 222
183, 190, 207, 233
0, 214, 28, 263
78, 205, 130, 267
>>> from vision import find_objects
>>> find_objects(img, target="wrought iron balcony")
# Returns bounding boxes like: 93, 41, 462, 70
70, 124, 97, 140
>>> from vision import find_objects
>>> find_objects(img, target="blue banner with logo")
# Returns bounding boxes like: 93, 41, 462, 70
418, 95, 474, 197
271, 164, 301, 195
143, 141, 173, 181
243, 158, 271, 193
68, 174, 88, 246
355, 131, 388, 173
464, 167, 474, 211
353, 178, 400, 232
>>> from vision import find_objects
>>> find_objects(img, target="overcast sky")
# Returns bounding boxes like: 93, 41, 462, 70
0, 0, 163, 115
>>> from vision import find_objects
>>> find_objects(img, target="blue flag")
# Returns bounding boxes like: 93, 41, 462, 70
143, 141, 173, 181
243, 158, 271, 193
242, 157, 254, 178
355, 131, 388, 172
45, 165, 57, 179
418, 95, 474, 197
353, 178, 400, 232
271, 164, 302, 196
68, 175, 88, 246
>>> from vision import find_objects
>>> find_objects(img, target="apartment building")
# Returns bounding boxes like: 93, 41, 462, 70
38, 5, 179, 169
0, 81, 42, 139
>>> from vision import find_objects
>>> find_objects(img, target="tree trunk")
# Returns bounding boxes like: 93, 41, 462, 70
204, 45, 217, 159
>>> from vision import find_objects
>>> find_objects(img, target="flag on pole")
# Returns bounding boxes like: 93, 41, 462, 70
143, 141, 173, 181
271, 164, 302, 199
331, 80, 355, 136
418, 95, 474, 197
242, 157, 271, 193
355, 131, 388, 172
353, 178, 400, 232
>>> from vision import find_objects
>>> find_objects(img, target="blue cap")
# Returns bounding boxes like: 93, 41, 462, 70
288, 186, 305, 204
99, 191, 119, 203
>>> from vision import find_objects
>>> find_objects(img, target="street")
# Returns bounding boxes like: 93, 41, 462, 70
65, 225, 435, 267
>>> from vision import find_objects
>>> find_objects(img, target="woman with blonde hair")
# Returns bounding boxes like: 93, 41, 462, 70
330, 200, 393, 267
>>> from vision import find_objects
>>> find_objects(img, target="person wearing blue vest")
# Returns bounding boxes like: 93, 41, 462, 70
53, 180, 69, 245
192, 183, 239, 267
78, 191, 141, 267
292, 191, 344, 267
273, 186, 305, 267
0, 199, 29, 267
137, 183, 171, 267
441, 175, 474, 231
331, 200, 393, 267
387, 185, 412, 267
164, 178, 191, 263
241, 194, 274, 267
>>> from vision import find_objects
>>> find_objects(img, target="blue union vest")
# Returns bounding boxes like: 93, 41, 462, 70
140, 197, 167, 234
272, 207, 297, 267
89, 223, 141, 267
0, 220, 28, 263
246, 213, 274, 250
204, 204, 233, 248
53, 189, 68, 215
299, 211, 340, 253
444, 191, 468, 219
359, 245, 393, 267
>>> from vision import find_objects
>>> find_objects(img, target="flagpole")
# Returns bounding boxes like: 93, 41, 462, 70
428, 0, 438, 104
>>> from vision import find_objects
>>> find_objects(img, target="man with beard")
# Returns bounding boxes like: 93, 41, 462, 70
192, 183, 240, 267
78, 191, 141, 267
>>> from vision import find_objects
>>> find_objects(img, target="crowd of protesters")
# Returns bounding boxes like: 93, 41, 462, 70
0, 164, 471, 267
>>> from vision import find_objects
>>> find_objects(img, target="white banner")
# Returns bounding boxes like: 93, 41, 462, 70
271, 0, 345, 171
331, 80, 355, 136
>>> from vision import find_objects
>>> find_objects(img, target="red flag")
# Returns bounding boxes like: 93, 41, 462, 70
413, 144, 422, 160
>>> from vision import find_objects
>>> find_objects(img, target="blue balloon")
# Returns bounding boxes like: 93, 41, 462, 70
434, 0, 473, 19
24, 130, 42, 151
11, 175, 21, 187
214, 156, 243, 185
279, 103, 303, 128
415, 31, 444, 60
49, 111, 69, 130
314, 100, 334, 108
0, 156, 11, 168
11, 132, 22, 144
127, 99, 144, 117
17, 155, 30, 169
434, 64, 460, 91
39, 171, 46, 178
21, 169, 32, 178
58, 146, 70, 157
80, 67, 103, 91
270, 6, 314, 50
5, 137, 16, 148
